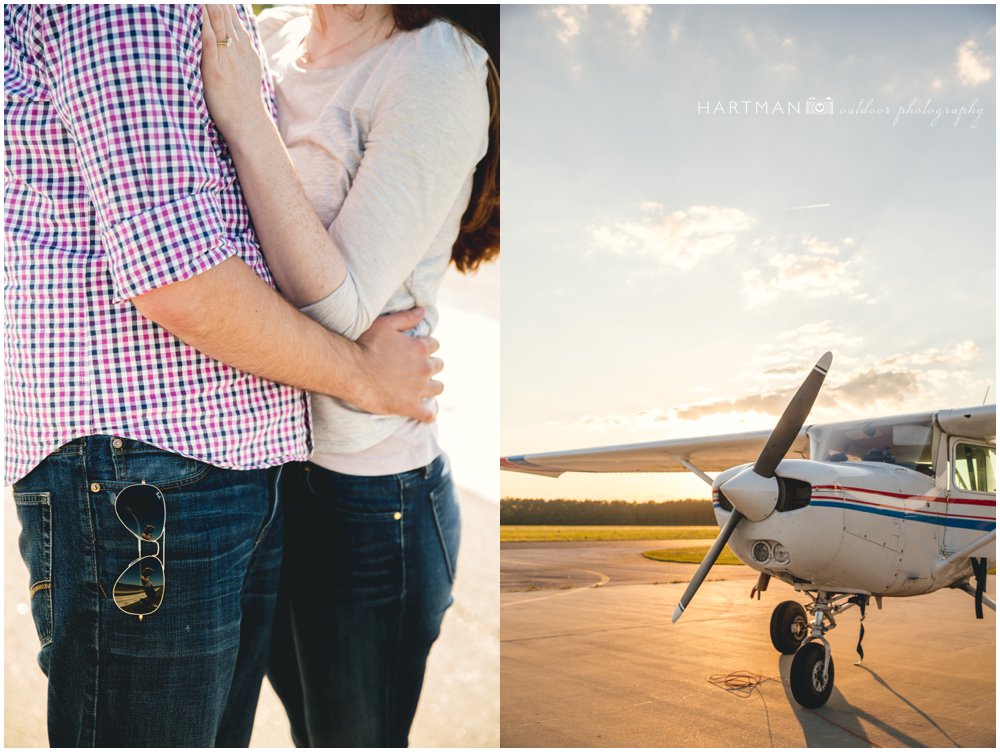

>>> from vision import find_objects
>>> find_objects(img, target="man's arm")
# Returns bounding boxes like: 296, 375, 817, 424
39, 6, 440, 421
133, 256, 442, 421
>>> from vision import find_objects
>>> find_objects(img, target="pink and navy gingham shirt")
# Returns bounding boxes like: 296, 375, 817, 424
4, 4, 310, 486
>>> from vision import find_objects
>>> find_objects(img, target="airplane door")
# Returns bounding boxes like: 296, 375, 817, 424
943, 440, 997, 555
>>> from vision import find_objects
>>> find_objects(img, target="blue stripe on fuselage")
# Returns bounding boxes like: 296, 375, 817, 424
810, 500, 996, 531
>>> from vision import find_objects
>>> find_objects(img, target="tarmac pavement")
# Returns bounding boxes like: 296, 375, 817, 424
501, 540, 996, 748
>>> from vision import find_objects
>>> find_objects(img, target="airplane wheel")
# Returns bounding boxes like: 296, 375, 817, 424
769, 600, 808, 654
790, 641, 834, 709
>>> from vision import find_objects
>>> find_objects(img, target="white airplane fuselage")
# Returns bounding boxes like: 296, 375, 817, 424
714, 459, 996, 597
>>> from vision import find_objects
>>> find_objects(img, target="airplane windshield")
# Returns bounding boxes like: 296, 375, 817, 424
808, 418, 935, 476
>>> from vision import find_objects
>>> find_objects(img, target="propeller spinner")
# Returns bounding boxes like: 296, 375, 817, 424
671, 352, 832, 623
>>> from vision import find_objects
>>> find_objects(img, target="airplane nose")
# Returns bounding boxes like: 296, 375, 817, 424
719, 467, 780, 521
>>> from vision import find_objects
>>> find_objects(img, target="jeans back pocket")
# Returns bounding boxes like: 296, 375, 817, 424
14, 491, 53, 646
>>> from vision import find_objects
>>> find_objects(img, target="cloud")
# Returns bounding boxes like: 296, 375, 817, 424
590, 203, 756, 269
956, 39, 994, 87
826, 368, 922, 408
754, 322, 865, 376
674, 391, 794, 421
613, 5, 652, 38
739, 26, 760, 55
883, 340, 979, 367
563, 337, 984, 434
743, 235, 872, 306
544, 5, 588, 45
573, 408, 672, 432
668, 364, 926, 423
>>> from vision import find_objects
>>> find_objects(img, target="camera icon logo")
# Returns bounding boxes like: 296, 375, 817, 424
806, 97, 834, 115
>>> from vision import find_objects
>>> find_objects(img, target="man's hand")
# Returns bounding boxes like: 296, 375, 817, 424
353, 309, 444, 423
132, 257, 442, 422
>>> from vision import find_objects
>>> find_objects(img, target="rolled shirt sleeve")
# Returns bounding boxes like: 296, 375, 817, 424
40, 5, 248, 302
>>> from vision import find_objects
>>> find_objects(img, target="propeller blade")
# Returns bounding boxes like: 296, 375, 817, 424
672, 510, 744, 622
753, 352, 832, 478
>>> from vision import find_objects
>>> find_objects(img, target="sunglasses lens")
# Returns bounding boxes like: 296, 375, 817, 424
115, 484, 165, 541
113, 557, 164, 616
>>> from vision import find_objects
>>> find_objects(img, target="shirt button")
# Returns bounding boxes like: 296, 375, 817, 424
393, 512, 402, 520
112, 438, 123, 449
90, 483, 101, 493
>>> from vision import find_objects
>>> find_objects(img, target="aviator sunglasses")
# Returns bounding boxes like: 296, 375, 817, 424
112, 482, 166, 620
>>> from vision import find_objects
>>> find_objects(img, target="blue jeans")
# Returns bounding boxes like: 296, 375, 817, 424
267, 454, 460, 747
12, 435, 284, 747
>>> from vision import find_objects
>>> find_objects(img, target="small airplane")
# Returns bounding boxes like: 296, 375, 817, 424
501, 353, 996, 708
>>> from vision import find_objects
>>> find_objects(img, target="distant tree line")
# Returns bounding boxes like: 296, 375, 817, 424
501, 498, 715, 526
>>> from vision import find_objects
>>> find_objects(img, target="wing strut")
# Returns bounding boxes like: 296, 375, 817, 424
931, 530, 996, 579
669, 456, 714, 486
953, 577, 997, 614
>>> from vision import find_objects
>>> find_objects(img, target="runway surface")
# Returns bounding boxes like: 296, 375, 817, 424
501, 540, 996, 748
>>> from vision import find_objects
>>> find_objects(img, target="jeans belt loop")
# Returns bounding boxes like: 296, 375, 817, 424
111, 435, 127, 480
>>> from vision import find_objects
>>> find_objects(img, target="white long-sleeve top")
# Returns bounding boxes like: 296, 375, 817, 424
259, 7, 489, 473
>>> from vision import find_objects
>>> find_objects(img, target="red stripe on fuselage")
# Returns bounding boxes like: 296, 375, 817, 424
813, 484, 996, 507
811, 493, 995, 522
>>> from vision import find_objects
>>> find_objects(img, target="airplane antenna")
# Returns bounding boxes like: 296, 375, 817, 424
983, 385, 991, 405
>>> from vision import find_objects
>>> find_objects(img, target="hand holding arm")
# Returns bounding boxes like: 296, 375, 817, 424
132, 256, 443, 421
200, 4, 348, 306
41, 5, 441, 422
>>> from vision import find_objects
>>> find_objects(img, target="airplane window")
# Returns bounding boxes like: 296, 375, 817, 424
953, 443, 997, 493
810, 420, 934, 472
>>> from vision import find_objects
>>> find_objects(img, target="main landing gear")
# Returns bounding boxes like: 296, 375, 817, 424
769, 591, 870, 708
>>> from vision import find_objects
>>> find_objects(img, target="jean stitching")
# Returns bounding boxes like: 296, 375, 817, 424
111, 437, 126, 481
398, 474, 407, 601
13, 492, 49, 504
250, 465, 283, 555
82, 448, 100, 745
93, 463, 212, 492
15, 491, 54, 646
388, 475, 404, 744
428, 481, 456, 584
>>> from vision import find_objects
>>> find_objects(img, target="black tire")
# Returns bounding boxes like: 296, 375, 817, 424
769, 600, 808, 654
790, 641, 835, 709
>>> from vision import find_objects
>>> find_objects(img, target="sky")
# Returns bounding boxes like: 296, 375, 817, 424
500, 4, 997, 502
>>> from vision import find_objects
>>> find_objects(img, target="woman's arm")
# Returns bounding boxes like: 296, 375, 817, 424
201, 5, 348, 307
202, 6, 489, 340
306, 22, 490, 340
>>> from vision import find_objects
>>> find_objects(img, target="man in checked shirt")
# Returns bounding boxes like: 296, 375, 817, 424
4, 5, 443, 746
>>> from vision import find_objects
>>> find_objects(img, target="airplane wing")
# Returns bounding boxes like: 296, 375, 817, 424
501, 404, 997, 479
501, 429, 809, 478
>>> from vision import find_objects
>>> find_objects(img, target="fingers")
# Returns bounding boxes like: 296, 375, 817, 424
228, 4, 251, 44
428, 356, 443, 377
422, 336, 440, 356
380, 307, 425, 332
221, 4, 239, 44
205, 4, 227, 40
412, 389, 443, 424
201, 6, 217, 54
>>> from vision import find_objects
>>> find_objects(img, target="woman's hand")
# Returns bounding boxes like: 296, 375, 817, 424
201, 5, 271, 142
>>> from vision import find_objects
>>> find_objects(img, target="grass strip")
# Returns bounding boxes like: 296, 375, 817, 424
500, 525, 719, 543
643, 545, 743, 566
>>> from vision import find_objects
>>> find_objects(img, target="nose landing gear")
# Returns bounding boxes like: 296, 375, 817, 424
769, 591, 869, 708
769, 600, 808, 654
790, 641, 834, 708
